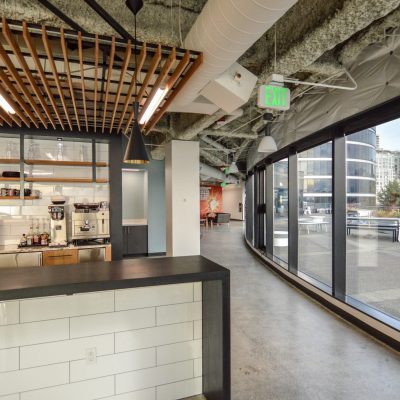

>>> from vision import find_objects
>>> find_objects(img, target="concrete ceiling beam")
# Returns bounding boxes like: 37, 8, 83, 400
200, 129, 258, 140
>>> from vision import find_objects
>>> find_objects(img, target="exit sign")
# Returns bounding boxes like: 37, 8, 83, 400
257, 85, 290, 111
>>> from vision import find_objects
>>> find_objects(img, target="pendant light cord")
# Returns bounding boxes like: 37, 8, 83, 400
134, 13, 138, 120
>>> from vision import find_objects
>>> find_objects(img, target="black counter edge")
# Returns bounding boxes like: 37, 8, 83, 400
0, 269, 230, 301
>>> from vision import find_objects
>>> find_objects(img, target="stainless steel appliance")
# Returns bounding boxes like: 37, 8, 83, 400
48, 204, 68, 247
70, 203, 110, 244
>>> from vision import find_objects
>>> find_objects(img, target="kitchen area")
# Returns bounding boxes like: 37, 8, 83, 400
0, 133, 114, 268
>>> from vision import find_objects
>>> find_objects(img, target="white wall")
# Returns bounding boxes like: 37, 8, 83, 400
122, 170, 148, 221
0, 282, 202, 400
165, 141, 200, 257
223, 184, 244, 220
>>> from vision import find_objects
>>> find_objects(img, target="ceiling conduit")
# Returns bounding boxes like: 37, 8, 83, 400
200, 163, 238, 184
171, 0, 298, 109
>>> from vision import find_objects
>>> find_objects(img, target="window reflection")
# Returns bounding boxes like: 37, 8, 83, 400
273, 159, 288, 267
298, 142, 332, 287
346, 122, 400, 321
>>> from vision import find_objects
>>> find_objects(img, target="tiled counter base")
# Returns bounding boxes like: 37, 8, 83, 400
0, 256, 230, 400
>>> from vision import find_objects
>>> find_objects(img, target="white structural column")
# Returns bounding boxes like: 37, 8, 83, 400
165, 140, 200, 257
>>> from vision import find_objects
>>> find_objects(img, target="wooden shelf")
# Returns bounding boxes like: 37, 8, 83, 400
0, 177, 21, 182
25, 177, 93, 183
0, 196, 39, 200
24, 160, 109, 167
95, 179, 109, 183
24, 159, 93, 167
0, 158, 20, 164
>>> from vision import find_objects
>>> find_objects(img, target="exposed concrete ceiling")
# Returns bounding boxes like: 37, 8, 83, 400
1, 0, 400, 175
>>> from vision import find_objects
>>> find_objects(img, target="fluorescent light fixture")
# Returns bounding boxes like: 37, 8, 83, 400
257, 136, 277, 153
0, 95, 15, 114
139, 87, 168, 125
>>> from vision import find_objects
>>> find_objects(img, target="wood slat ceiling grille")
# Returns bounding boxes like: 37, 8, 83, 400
0, 18, 202, 134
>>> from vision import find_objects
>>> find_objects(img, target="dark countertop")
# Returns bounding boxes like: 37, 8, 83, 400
0, 256, 229, 301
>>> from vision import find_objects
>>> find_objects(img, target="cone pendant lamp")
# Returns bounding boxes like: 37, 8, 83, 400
123, 0, 149, 164
124, 102, 150, 164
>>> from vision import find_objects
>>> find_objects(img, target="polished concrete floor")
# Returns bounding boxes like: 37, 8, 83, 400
200, 221, 400, 400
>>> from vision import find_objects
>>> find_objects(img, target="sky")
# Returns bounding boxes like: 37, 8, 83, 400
376, 118, 400, 151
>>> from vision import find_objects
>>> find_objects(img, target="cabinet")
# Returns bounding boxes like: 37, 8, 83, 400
0, 252, 42, 268
42, 249, 78, 267
123, 225, 148, 256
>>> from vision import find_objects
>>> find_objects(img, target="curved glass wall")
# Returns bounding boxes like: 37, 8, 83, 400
273, 159, 288, 267
247, 115, 400, 328
298, 142, 332, 287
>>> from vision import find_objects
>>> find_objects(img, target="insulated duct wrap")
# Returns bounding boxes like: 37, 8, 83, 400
171, 0, 298, 108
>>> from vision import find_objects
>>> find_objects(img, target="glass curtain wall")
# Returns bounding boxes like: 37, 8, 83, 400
247, 110, 400, 328
346, 122, 400, 321
298, 142, 333, 287
273, 159, 288, 267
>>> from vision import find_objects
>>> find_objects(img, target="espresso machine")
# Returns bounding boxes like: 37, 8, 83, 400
70, 203, 110, 245
48, 205, 68, 247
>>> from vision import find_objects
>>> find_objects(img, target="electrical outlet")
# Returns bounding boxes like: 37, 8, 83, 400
85, 347, 97, 365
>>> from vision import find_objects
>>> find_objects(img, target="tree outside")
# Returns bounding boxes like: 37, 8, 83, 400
377, 180, 400, 208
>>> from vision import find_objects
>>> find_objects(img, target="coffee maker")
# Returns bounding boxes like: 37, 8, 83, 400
48, 204, 68, 247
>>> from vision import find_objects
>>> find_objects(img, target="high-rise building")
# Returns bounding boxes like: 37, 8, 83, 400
298, 128, 377, 210
376, 149, 400, 195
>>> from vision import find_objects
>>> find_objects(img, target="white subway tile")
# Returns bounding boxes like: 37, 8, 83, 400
194, 358, 202, 378
20, 291, 114, 323
115, 283, 193, 311
21, 376, 114, 400
0, 363, 69, 397
0, 319, 69, 350
115, 322, 193, 353
0, 348, 18, 373
116, 360, 193, 394
70, 308, 155, 338
156, 377, 202, 400
157, 340, 202, 366
193, 282, 202, 302
71, 348, 155, 382
157, 302, 202, 326
20, 334, 114, 369
101, 388, 155, 400
0, 225, 10, 235
194, 320, 202, 339
0, 301, 19, 326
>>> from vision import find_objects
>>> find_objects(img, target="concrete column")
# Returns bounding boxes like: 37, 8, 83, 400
165, 140, 200, 257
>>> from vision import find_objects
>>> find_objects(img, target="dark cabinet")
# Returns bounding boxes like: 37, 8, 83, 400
123, 225, 148, 256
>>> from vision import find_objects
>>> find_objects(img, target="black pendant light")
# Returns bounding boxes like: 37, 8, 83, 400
123, 0, 149, 164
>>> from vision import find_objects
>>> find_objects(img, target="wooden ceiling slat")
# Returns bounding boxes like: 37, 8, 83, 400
0, 107, 13, 126
0, 68, 38, 128
94, 33, 99, 132
78, 31, 89, 131
60, 27, 80, 131
0, 83, 30, 127
2, 18, 56, 129
0, 41, 48, 128
22, 21, 64, 130
117, 43, 147, 133
0, 19, 202, 134
144, 52, 200, 134
102, 36, 116, 133
110, 40, 131, 133
138, 48, 176, 123
124, 44, 161, 134
42, 26, 73, 130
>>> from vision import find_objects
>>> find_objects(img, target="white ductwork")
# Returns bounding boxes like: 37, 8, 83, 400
171, 0, 298, 111
200, 163, 238, 184
212, 108, 243, 129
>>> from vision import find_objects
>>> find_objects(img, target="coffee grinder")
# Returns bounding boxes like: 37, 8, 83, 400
48, 204, 68, 247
